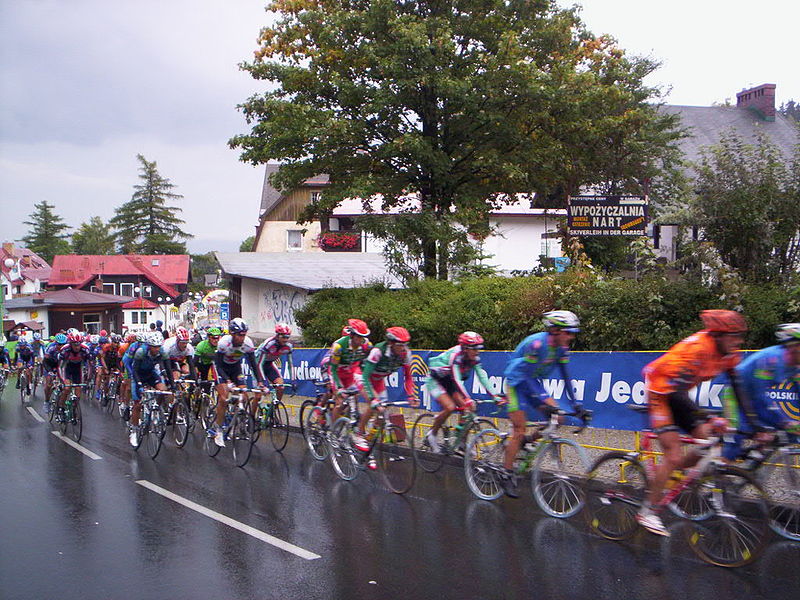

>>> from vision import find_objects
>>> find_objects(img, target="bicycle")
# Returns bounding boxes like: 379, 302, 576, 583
100, 369, 122, 414
46, 378, 64, 423
465, 407, 591, 518
54, 383, 87, 442
253, 383, 294, 451
299, 379, 332, 438
583, 415, 770, 568
203, 386, 258, 467
31, 359, 43, 397
131, 389, 172, 459
411, 400, 499, 474
17, 366, 31, 404
329, 400, 416, 493
303, 386, 362, 462
0, 366, 9, 396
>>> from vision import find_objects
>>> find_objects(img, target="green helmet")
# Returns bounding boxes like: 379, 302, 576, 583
207, 327, 222, 336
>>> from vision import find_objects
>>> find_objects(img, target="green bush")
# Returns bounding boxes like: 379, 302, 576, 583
295, 272, 800, 350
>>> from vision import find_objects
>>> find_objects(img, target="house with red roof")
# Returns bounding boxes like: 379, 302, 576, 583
1, 243, 51, 300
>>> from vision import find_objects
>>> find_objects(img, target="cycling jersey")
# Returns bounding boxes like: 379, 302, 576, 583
132, 346, 169, 387
504, 332, 575, 411
0, 348, 11, 368
58, 343, 92, 384
329, 335, 372, 389
15, 345, 35, 366
100, 343, 121, 370
193, 340, 217, 366
31, 340, 45, 359
214, 334, 263, 385
161, 337, 195, 362
426, 345, 492, 399
362, 341, 414, 399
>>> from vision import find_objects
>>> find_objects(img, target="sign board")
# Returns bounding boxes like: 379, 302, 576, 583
568, 195, 648, 236
219, 302, 229, 321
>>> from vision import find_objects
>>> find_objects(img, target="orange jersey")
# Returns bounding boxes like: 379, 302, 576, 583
643, 331, 740, 395
118, 343, 130, 357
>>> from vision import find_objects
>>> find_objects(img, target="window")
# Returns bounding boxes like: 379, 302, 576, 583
310, 191, 322, 203
102, 283, 115, 295
120, 283, 134, 297
131, 311, 139, 325
83, 313, 100, 334
287, 230, 302, 251
90, 286, 99, 293
140, 311, 148, 324
151, 259, 159, 266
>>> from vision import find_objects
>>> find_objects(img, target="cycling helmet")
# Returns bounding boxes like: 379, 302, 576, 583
17, 339, 29, 347
458, 331, 484, 348
542, 310, 580, 332
124, 333, 136, 343
146, 331, 164, 347
700, 310, 747, 334
99, 329, 108, 337
110, 334, 123, 344
33, 333, 41, 341
776, 323, 800, 343
275, 324, 292, 336
98, 335, 109, 344
67, 328, 79, 336
345, 318, 370, 337
136, 332, 148, 343
55, 333, 68, 345
90, 335, 100, 344
386, 327, 411, 343
67, 332, 82, 344
175, 327, 191, 341
206, 326, 222, 336
229, 318, 249, 334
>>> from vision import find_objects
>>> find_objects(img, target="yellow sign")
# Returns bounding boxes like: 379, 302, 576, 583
31, 311, 38, 319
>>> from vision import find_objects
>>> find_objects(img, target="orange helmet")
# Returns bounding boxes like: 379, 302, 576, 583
345, 319, 370, 337
386, 327, 411, 343
700, 310, 747, 334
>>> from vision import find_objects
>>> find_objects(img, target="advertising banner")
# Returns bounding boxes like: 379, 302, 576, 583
282, 349, 799, 432
567, 195, 648, 236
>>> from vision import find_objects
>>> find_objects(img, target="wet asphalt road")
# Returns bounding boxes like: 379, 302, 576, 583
1, 383, 798, 600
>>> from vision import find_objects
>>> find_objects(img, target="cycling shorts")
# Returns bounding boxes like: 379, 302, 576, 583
647, 389, 703, 434
506, 379, 549, 412
16, 355, 35, 367
334, 365, 362, 390
368, 375, 389, 404
216, 361, 246, 386
261, 361, 282, 384
425, 374, 461, 402
63, 363, 82, 385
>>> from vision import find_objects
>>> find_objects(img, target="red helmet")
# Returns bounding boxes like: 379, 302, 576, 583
275, 324, 292, 336
345, 319, 370, 337
67, 332, 82, 344
125, 333, 137, 343
386, 327, 411, 343
175, 327, 190, 341
458, 331, 484, 347
700, 310, 747, 334
99, 329, 108, 337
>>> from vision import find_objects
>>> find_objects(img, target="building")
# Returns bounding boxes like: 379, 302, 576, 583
1, 243, 51, 300
215, 252, 402, 340
49, 254, 190, 331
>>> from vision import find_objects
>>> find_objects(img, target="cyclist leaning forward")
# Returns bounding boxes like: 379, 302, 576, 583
56, 332, 93, 412
255, 323, 295, 404
328, 319, 373, 422
638, 309, 751, 536
161, 327, 197, 382
351, 327, 420, 461
500, 310, 588, 498
193, 326, 222, 393
14, 339, 36, 396
129, 331, 173, 446
95, 334, 122, 400
212, 318, 266, 448
423, 331, 503, 453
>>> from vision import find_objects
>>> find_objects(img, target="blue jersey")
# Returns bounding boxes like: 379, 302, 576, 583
735, 344, 800, 429
504, 332, 569, 386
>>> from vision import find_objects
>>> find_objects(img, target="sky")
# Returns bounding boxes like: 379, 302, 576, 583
1, 0, 798, 254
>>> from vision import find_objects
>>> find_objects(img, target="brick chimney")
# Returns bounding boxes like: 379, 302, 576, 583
736, 83, 776, 121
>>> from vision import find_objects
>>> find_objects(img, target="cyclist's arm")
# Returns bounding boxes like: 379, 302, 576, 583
361, 348, 381, 398
558, 362, 580, 408
473, 363, 493, 399
284, 350, 294, 380
329, 342, 344, 390
729, 367, 773, 431
244, 352, 265, 387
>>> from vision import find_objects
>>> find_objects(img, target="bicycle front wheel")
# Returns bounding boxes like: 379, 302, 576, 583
146, 407, 165, 459
759, 446, 800, 541
171, 401, 189, 448
376, 424, 416, 494
304, 406, 330, 460
330, 417, 359, 481
67, 401, 83, 442
411, 413, 445, 473
532, 438, 589, 518
269, 401, 290, 452
583, 451, 648, 540
231, 412, 255, 468
19, 373, 27, 404
299, 399, 316, 438
464, 428, 506, 501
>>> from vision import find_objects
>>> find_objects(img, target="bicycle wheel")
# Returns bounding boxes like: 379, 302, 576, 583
759, 446, 800, 541
299, 399, 316, 437
231, 412, 255, 467
199, 393, 216, 431
411, 413, 445, 473
171, 401, 189, 447
204, 404, 221, 457
532, 438, 589, 518
376, 424, 416, 494
304, 406, 330, 460
47, 387, 58, 423
19, 373, 27, 404
58, 402, 69, 435
667, 474, 715, 521
330, 417, 359, 481
32, 367, 40, 397
269, 401, 290, 452
67, 401, 83, 442
464, 428, 506, 500
583, 451, 648, 540
146, 406, 165, 459
687, 466, 770, 568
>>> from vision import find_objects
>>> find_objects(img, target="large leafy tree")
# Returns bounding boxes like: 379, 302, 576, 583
71, 216, 115, 255
21, 200, 71, 264
231, 0, 682, 279
110, 154, 192, 254
692, 129, 800, 283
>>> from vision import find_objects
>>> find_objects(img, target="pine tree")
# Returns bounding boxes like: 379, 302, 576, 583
72, 216, 115, 255
21, 201, 71, 264
110, 154, 192, 254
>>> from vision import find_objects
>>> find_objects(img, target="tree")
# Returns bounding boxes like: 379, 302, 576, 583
692, 129, 800, 283
231, 0, 682, 280
71, 216, 115, 255
110, 154, 192, 254
21, 201, 71, 263
779, 100, 799, 121
239, 235, 255, 252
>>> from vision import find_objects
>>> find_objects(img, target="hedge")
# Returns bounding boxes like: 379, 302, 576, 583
294, 271, 800, 351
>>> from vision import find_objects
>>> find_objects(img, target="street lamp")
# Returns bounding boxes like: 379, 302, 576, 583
156, 296, 171, 328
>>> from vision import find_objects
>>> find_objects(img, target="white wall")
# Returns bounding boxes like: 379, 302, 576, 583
5, 307, 49, 338
255, 221, 323, 253
481, 215, 562, 272
241, 277, 309, 339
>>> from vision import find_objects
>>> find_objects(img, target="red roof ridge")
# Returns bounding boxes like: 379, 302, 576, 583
123, 255, 179, 299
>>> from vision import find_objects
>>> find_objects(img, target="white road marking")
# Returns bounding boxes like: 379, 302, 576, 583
51, 431, 103, 460
26, 406, 46, 423
135, 479, 321, 560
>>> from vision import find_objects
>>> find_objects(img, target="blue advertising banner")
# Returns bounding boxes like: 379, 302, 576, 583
280, 349, 799, 432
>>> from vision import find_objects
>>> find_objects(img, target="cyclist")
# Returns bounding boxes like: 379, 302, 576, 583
423, 331, 501, 453
42, 333, 67, 407
0, 342, 12, 384
212, 318, 266, 447
352, 327, 419, 459
194, 326, 221, 393
14, 339, 36, 396
96, 334, 123, 401
638, 309, 747, 536
499, 310, 587, 498
56, 332, 93, 412
255, 323, 295, 404
722, 322, 800, 461
129, 331, 171, 446
161, 327, 196, 382
328, 319, 372, 422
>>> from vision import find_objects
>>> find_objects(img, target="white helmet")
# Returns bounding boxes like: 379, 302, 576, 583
146, 331, 164, 347
776, 323, 800, 343
542, 310, 580, 332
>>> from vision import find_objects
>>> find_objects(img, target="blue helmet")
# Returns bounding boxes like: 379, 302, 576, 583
33, 333, 41, 341
55, 333, 68, 345
17, 339, 29, 347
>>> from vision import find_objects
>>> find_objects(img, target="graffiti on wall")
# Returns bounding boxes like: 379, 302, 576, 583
259, 286, 306, 329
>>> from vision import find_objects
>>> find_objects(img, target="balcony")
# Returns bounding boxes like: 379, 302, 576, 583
317, 231, 362, 252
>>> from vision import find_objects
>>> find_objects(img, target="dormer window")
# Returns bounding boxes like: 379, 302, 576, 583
151, 259, 159, 266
